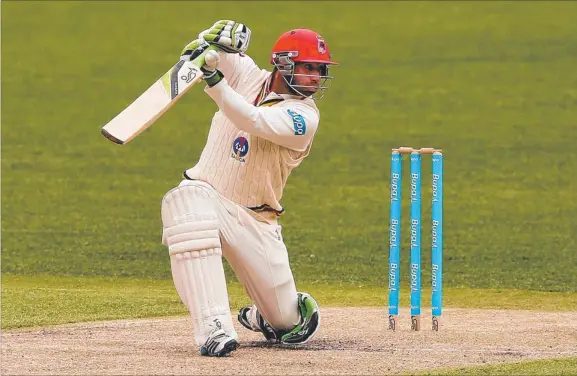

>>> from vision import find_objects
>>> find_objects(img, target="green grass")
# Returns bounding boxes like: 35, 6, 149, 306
2, 1, 577, 294
3, 275, 577, 329
424, 357, 577, 375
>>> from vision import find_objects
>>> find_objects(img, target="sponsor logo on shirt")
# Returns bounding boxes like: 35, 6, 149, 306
232, 136, 249, 162
287, 109, 306, 136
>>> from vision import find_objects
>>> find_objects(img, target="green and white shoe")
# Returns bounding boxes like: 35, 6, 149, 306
237, 293, 320, 345
280, 292, 320, 345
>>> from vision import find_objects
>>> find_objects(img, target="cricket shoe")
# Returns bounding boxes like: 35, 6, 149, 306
238, 292, 320, 345
280, 292, 320, 344
200, 328, 240, 357
238, 306, 283, 343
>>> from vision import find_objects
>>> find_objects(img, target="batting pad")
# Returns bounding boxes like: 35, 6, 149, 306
161, 185, 237, 346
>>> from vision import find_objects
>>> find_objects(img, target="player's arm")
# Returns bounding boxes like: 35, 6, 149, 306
204, 77, 318, 152
211, 52, 260, 90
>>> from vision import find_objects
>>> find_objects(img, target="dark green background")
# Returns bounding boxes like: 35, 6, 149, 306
3, 1, 576, 291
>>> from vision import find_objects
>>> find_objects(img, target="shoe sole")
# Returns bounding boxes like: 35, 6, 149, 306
201, 340, 240, 357
220, 340, 240, 356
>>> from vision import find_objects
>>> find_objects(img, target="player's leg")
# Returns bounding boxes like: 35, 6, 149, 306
161, 183, 238, 357
217, 203, 320, 344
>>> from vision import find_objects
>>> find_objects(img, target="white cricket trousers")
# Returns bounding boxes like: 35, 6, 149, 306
164, 179, 300, 342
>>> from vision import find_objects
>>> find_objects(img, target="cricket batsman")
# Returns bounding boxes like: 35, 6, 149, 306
160, 20, 337, 357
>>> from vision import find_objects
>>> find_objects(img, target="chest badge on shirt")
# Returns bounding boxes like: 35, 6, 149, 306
232, 136, 249, 162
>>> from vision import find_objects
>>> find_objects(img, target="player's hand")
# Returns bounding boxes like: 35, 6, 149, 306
200, 50, 224, 87
198, 20, 251, 54
180, 39, 223, 87
180, 39, 210, 61
202, 49, 220, 71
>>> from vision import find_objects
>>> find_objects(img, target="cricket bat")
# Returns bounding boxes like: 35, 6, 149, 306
101, 46, 218, 145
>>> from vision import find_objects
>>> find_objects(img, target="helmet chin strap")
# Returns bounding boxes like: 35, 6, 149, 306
286, 85, 302, 96
282, 73, 331, 100
282, 74, 308, 97
269, 69, 305, 98
277, 68, 322, 98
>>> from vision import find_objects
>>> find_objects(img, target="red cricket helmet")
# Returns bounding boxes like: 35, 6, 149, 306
270, 28, 338, 65
270, 29, 337, 100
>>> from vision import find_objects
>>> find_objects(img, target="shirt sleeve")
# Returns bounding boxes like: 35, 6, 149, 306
205, 78, 319, 152
213, 52, 263, 92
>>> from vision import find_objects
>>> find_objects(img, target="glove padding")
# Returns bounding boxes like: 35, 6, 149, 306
180, 40, 223, 87
180, 39, 210, 61
198, 20, 251, 54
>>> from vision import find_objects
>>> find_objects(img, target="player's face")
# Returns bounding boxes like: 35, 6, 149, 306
292, 63, 325, 96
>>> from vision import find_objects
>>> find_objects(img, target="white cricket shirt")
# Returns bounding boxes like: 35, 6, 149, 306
184, 52, 320, 217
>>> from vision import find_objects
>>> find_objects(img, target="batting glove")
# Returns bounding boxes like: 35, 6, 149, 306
198, 20, 251, 54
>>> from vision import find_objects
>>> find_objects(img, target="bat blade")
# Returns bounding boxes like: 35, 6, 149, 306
101, 47, 215, 145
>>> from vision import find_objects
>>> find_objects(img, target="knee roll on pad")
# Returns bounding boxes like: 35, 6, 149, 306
161, 184, 217, 245
165, 221, 221, 253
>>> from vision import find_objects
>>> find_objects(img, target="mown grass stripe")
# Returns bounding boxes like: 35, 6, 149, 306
3, 275, 577, 329
419, 357, 577, 375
